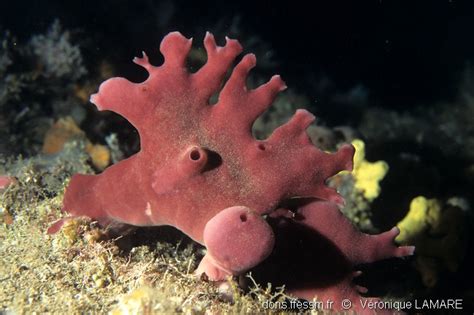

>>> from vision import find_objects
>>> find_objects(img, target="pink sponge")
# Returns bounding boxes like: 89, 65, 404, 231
50, 32, 414, 313
53, 30, 353, 260
0, 176, 15, 190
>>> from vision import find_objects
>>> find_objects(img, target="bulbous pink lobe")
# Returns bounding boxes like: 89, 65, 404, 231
202, 206, 274, 276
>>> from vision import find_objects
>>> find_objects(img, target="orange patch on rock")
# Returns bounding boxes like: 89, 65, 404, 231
42, 117, 110, 170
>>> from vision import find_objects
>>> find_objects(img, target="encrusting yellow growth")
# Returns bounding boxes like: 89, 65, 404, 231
350, 139, 389, 201
396, 196, 441, 244
85, 143, 110, 170
42, 117, 110, 170
396, 196, 467, 287
110, 286, 157, 315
